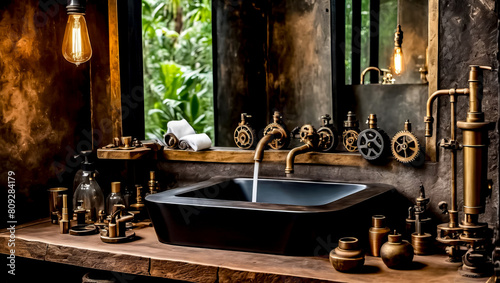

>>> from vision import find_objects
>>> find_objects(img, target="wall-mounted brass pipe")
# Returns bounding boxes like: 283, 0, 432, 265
360, 67, 381, 84
254, 128, 282, 162
285, 142, 313, 174
424, 88, 469, 138
424, 88, 468, 230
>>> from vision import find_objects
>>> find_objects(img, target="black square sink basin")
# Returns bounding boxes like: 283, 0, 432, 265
145, 177, 398, 255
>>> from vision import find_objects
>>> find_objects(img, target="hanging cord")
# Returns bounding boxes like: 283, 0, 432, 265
397, 0, 401, 26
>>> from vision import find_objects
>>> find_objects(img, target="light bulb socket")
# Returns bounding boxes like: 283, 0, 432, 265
394, 25, 403, 47
66, 0, 86, 14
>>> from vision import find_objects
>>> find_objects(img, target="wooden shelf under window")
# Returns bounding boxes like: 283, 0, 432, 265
98, 146, 367, 167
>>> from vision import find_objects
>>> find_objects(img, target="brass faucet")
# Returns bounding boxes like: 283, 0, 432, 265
360, 67, 381, 84
285, 124, 319, 175
254, 111, 289, 162
425, 65, 494, 275
360, 67, 394, 84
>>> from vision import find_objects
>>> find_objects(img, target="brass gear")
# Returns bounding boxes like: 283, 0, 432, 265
234, 125, 256, 149
342, 129, 359, 152
391, 131, 420, 163
263, 123, 289, 150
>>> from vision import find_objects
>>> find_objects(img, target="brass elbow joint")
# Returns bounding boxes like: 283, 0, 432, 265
285, 124, 317, 175
254, 128, 283, 162
285, 143, 313, 174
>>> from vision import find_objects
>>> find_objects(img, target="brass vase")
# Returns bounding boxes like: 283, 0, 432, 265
368, 215, 390, 256
329, 237, 365, 273
380, 231, 414, 269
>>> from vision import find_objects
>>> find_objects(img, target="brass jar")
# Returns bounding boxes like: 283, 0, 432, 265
380, 231, 414, 269
329, 237, 365, 273
369, 215, 390, 256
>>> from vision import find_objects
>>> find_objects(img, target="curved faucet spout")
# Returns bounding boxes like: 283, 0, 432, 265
424, 88, 469, 137
254, 128, 282, 162
285, 142, 313, 175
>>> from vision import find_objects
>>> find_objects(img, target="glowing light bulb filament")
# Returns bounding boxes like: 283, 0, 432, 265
394, 48, 404, 75
62, 14, 92, 66
72, 16, 83, 61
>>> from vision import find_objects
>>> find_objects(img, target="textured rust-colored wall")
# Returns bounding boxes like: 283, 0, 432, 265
0, 0, 109, 225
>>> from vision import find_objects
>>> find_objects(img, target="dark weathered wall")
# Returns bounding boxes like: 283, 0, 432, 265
215, 0, 332, 147
215, 0, 268, 146
267, 0, 332, 129
0, 0, 109, 225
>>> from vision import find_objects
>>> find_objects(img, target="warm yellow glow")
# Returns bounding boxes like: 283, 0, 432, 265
62, 14, 92, 66
393, 47, 404, 75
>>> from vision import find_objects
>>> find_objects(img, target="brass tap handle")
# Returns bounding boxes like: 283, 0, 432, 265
321, 114, 332, 127
424, 116, 433, 137
272, 111, 283, 124
438, 201, 449, 215
290, 126, 301, 139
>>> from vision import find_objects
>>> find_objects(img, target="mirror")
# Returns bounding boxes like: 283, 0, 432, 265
125, 0, 432, 151
214, 0, 428, 147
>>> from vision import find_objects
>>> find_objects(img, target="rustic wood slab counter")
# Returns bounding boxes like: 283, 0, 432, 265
0, 220, 488, 282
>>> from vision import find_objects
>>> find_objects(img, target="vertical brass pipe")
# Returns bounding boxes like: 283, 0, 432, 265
450, 94, 458, 227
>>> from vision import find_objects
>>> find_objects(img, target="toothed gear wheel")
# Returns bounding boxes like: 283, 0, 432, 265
234, 125, 256, 149
343, 129, 359, 152
318, 127, 338, 152
263, 123, 289, 150
391, 131, 420, 163
357, 129, 390, 161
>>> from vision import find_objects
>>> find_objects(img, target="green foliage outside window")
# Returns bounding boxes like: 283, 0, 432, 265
142, 0, 214, 141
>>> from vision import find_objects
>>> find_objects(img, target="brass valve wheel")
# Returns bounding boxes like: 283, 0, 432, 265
318, 127, 337, 152
263, 123, 289, 150
234, 125, 256, 149
342, 129, 359, 152
357, 129, 390, 161
391, 131, 420, 163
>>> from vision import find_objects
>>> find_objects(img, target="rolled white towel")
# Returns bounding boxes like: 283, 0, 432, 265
179, 133, 212, 151
165, 119, 196, 139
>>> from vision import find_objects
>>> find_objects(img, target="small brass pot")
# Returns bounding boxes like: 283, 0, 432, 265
329, 237, 365, 273
380, 232, 414, 269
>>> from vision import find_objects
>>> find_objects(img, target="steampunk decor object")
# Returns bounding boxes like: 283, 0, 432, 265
391, 120, 420, 163
329, 237, 365, 273
342, 111, 360, 152
357, 114, 390, 162
234, 113, 257, 149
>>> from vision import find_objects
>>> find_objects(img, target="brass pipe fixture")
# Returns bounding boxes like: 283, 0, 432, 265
360, 67, 381, 84
254, 128, 282, 162
285, 124, 317, 174
425, 65, 494, 275
254, 111, 289, 162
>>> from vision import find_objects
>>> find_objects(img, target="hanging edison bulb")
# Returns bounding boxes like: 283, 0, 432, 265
392, 25, 404, 76
62, 1, 92, 66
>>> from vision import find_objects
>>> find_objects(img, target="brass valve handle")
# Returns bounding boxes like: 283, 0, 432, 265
438, 201, 449, 215
234, 113, 256, 149
263, 111, 290, 150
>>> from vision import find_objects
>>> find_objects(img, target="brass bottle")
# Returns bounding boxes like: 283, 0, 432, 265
368, 215, 390, 256
380, 231, 414, 269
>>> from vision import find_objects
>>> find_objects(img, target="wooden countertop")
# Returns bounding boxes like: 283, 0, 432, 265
0, 220, 489, 282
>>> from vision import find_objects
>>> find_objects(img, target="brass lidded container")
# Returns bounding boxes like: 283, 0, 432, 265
380, 231, 414, 269
329, 237, 365, 273
368, 215, 390, 256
